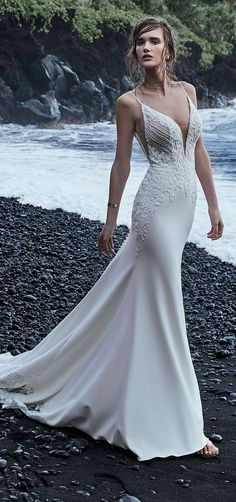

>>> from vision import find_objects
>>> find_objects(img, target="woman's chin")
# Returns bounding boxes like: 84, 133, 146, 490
140, 61, 158, 69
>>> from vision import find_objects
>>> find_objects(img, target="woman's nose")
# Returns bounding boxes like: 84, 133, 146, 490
143, 44, 150, 52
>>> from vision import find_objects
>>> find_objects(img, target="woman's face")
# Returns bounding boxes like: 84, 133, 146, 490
135, 27, 168, 69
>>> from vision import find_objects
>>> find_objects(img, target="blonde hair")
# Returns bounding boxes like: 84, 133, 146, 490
126, 17, 178, 84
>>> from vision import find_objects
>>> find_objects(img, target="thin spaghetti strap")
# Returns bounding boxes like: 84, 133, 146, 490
179, 81, 190, 100
129, 88, 143, 105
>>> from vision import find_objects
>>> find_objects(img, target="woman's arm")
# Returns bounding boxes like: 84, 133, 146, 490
182, 82, 224, 240
105, 95, 135, 228
98, 94, 135, 256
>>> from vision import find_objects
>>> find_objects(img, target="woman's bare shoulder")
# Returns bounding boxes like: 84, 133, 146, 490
116, 89, 140, 118
179, 81, 197, 105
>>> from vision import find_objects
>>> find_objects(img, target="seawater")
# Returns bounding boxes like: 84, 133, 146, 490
0, 101, 235, 265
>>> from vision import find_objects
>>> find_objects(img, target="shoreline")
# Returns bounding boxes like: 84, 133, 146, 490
0, 195, 235, 501
1, 92, 235, 128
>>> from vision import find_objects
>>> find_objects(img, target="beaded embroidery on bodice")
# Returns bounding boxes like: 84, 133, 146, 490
130, 84, 203, 255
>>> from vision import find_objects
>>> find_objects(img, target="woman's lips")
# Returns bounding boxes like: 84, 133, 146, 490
142, 55, 153, 60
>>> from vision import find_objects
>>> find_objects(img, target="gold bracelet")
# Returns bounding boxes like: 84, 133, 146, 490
108, 202, 119, 208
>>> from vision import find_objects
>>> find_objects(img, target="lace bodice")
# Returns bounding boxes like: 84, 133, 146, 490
130, 84, 202, 255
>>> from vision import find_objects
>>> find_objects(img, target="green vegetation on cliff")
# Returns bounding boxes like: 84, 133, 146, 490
0, 0, 235, 68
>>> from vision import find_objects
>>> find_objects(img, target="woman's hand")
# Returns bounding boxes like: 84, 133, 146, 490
207, 207, 224, 240
98, 223, 116, 256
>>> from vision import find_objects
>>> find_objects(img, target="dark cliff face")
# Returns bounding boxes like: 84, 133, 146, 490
202, 45, 236, 97
0, 15, 235, 125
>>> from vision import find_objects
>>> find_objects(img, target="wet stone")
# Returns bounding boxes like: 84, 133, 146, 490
210, 433, 223, 442
0, 459, 7, 469
48, 449, 70, 458
131, 464, 140, 470
13, 447, 23, 455
76, 489, 91, 497
25, 294, 38, 301
119, 496, 143, 502
188, 265, 198, 274
175, 478, 185, 485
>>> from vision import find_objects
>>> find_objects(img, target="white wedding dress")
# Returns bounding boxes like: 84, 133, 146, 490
0, 82, 209, 461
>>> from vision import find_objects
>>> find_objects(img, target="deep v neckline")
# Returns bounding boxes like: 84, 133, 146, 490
141, 97, 192, 157
131, 84, 192, 157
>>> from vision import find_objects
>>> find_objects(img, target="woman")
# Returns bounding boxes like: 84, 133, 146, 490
0, 17, 223, 461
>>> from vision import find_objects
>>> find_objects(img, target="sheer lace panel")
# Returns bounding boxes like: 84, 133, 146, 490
129, 87, 202, 255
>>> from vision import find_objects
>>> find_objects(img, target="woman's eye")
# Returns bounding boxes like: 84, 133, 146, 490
136, 39, 160, 46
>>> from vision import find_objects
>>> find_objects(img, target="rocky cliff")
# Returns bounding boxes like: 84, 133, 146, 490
0, 15, 235, 125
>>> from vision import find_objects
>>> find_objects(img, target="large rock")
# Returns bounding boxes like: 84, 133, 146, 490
16, 90, 60, 124
29, 54, 80, 98
59, 103, 85, 122
96, 77, 119, 119
69, 80, 103, 121
120, 75, 134, 92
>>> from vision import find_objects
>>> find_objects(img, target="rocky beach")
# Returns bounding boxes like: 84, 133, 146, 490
0, 196, 235, 502
1, 2, 236, 500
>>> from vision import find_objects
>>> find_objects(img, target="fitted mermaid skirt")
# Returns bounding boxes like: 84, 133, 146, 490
0, 191, 208, 461
0, 86, 209, 461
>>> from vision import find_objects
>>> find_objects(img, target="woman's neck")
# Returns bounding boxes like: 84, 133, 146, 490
142, 71, 171, 96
